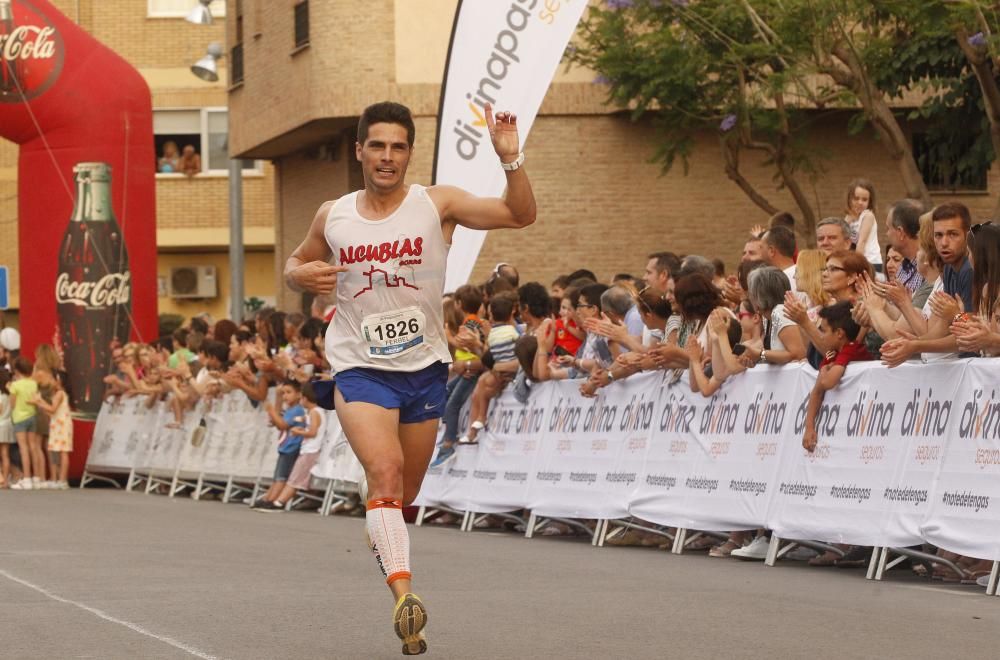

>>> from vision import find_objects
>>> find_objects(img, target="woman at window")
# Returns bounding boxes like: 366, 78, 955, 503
158, 141, 180, 173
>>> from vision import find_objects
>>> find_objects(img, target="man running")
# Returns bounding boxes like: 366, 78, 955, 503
284, 101, 536, 655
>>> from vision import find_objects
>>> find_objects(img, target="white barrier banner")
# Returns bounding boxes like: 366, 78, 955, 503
527, 373, 659, 520
86, 398, 146, 471
632, 366, 805, 532
921, 359, 1000, 560
435, 0, 587, 291
768, 361, 964, 547
311, 412, 365, 486
463, 383, 553, 513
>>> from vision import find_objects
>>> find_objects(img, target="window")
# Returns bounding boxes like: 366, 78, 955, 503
912, 132, 988, 193
231, 43, 244, 85
147, 0, 226, 18
154, 108, 257, 175
294, 1, 310, 49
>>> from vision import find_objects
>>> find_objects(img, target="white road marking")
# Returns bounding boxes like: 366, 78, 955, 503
0, 568, 221, 659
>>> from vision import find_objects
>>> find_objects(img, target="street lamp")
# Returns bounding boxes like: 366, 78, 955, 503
189, 37, 244, 323
190, 42, 223, 82
185, 0, 214, 26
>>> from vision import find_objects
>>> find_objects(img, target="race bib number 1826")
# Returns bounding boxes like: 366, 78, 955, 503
361, 307, 426, 358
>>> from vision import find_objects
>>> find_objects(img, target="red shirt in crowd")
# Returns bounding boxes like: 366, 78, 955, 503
819, 340, 872, 369
554, 318, 583, 357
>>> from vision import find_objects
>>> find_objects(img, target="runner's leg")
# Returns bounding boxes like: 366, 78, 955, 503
399, 418, 439, 506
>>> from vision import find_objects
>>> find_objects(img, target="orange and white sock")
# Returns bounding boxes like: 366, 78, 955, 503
366, 498, 411, 585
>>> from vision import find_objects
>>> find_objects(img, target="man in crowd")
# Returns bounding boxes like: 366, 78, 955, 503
283, 100, 536, 655
643, 251, 679, 291
885, 198, 926, 293
742, 236, 766, 262
816, 217, 853, 256
881, 202, 974, 366
762, 226, 797, 292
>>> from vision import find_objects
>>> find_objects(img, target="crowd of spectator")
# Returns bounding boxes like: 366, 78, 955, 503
1, 178, 995, 583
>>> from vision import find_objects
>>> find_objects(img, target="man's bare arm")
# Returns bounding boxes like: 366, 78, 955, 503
284, 201, 347, 294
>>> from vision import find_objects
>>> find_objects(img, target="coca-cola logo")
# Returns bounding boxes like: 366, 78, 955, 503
0, 1, 65, 103
55, 271, 131, 309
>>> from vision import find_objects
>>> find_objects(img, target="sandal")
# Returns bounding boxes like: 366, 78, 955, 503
685, 535, 716, 552
709, 539, 741, 558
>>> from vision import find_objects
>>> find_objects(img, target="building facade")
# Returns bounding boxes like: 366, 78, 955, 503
0, 0, 277, 329
225, 0, 998, 312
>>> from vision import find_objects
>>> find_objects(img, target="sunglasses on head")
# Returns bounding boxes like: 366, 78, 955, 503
971, 221, 994, 235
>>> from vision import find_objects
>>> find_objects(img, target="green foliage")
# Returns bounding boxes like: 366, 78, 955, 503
571, 0, 996, 202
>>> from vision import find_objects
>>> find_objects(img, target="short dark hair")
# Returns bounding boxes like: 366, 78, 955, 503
673, 273, 722, 321
764, 226, 796, 258
647, 251, 681, 278
567, 268, 597, 283
189, 316, 209, 335
301, 380, 317, 403
489, 291, 518, 323
199, 339, 229, 365
932, 201, 972, 231
281, 379, 302, 391
889, 199, 924, 238
358, 101, 416, 147
578, 283, 610, 312
769, 212, 796, 229
13, 356, 32, 376
172, 327, 190, 347
299, 318, 325, 342
454, 284, 485, 315
514, 335, 538, 374
517, 282, 551, 319
818, 300, 862, 342
551, 275, 570, 290
737, 259, 766, 293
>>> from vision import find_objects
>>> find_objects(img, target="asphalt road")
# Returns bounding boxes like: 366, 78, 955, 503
1, 489, 997, 659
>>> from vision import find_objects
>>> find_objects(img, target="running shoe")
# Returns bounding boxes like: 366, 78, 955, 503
429, 444, 455, 468
393, 592, 428, 655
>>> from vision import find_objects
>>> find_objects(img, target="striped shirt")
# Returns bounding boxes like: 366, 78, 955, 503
488, 324, 520, 363
896, 256, 924, 293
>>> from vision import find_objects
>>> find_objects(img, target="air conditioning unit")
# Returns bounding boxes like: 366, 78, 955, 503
169, 265, 218, 299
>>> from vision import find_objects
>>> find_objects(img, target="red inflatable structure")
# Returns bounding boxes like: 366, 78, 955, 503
1, 0, 157, 477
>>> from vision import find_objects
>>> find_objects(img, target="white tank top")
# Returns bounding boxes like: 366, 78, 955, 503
323, 184, 451, 374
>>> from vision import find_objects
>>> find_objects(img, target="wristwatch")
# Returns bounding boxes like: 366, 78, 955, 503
500, 151, 525, 171
759, 349, 767, 364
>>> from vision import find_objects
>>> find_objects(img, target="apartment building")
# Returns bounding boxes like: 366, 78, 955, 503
226, 0, 995, 311
0, 0, 277, 327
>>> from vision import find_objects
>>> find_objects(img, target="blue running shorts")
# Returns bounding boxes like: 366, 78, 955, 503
335, 361, 449, 424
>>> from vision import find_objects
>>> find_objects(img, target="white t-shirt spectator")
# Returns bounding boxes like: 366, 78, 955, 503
766, 304, 797, 351
299, 408, 325, 454
783, 264, 798, 293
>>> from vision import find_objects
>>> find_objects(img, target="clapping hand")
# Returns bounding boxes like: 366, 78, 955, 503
928, 291, 963, 321
783, 292, 809, 325
953, 315, 994, 353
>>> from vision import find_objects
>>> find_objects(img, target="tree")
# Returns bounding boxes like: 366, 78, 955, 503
573, 0, 999, 244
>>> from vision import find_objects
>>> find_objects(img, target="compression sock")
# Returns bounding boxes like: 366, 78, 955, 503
366, 498, 412, 585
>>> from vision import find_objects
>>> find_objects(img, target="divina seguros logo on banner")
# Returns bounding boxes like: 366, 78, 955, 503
0, 0, 65, 103
451, 0, 567, 161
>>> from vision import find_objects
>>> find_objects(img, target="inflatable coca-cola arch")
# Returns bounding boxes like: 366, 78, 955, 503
1, 0, 157, 477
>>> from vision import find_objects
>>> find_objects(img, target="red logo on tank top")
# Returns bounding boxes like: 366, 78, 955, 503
339, 237, 423, 265
353, 265, 419, 299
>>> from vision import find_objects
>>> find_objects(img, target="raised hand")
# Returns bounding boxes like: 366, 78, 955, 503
287, 261, 347, 295
485, 103, 520, 163
783, 292, 808, 325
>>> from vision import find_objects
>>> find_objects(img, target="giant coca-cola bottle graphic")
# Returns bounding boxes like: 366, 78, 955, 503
0, 0, 21, 96
56, 162, 132, 416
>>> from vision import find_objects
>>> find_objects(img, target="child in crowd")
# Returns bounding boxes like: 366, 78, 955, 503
802, 301, 874, 452
0, 370, 13, 488
9, 357, 39, 490
845, 178, 883, 273
256, 382, 325, 512
554, 296, 584, 359
30, 369, 72, 490
459, 292, 520, 445
256, 380, 307, 508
